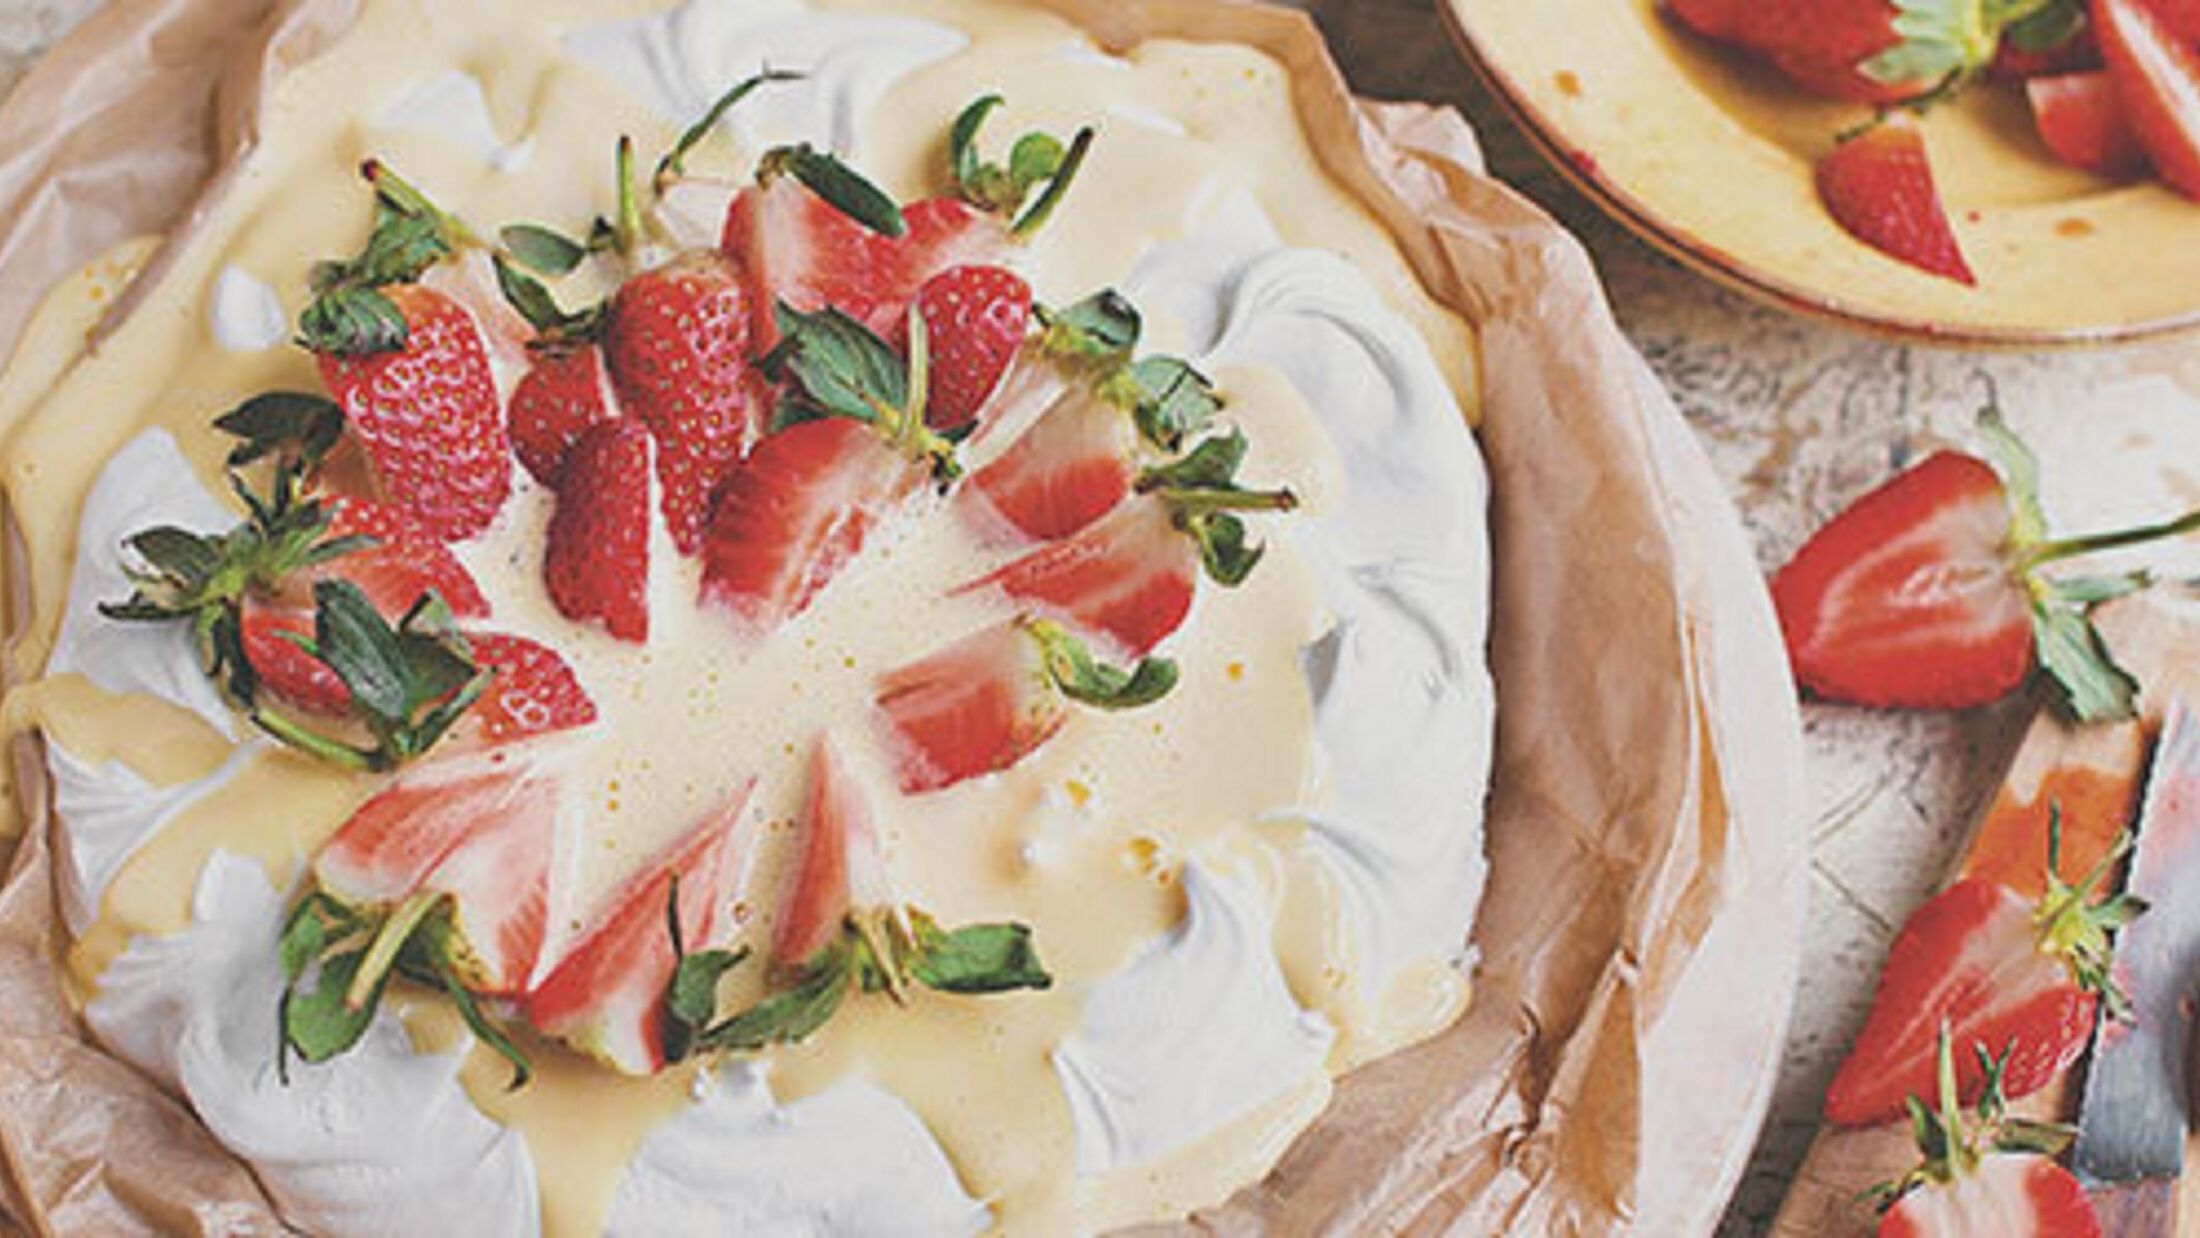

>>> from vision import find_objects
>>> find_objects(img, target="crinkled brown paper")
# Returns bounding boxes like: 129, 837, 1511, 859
0, 2, 1803, 1234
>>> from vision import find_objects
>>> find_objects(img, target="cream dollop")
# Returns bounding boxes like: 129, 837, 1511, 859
606, 1064, 990, 1236
1053, 863, 1335, 1176
49, 429, 239, 739
566, 0, 966, 157
376, 70, 535, 172
84, 853, 542, 1238
209, 265, 289, 352
1127, 195, 1494, 999
47, 743, 253, 937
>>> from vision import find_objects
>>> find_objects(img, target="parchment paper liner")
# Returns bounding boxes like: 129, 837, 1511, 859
0, 1, 1802, 1233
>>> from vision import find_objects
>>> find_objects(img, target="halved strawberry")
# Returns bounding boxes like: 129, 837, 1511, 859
524, 787, 755, 1075
773, 739, 896, 967
700, 416, 927, 636
2093, 0, 2200, 199
508, 345, 618, 488
295, 496, 490, 619
1816, 118, 1977, 286
457, 632, 599, 748
1772, 412, 2200, 720
1669, 0, 2014, 104
875, 619, 1176, 794
604, 251, 760, 554
422, 250, 537, 384
314, 756, 562, 918
1825, 849, 2141, 1126
545, 422, 650, 643
962, 392, 1138, 544
2029, 70, 2149, 174
905, 265, 1032, 432
1993, 25, 2102, 80
315, 283, 514, 541
1871, 1029, 2102, 1238
722, 180, 1006, 349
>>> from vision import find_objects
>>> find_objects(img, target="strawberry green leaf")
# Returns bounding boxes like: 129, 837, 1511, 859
1121, 357, 1220, 452
255, 582, 488, 771
1186, 512, 1263, 587
281, 947, 384, 1067
664, 947, 750, 1065
693, 943, 855, 1054
1008, 133, 1067, 195
1009, 126, 1094, 238
1142, 430, 1248, 493
2051, 571, 2150, 606
904, 913, 1052, 994
491, 254, 603, 341
2007, 0, 2084, 53
1038, 290, 1141, 363
298, 285, 409, 356
950, 94, 1007, 192
2032, 596, 2140, 722
1978, 407, 2048, 546
498, 225, 587, 277
764, 302, 910, 425
765, 144, 907, 238
421, 932, 532, 1091
1030, 619, 1180, 709
1865, 0, 1998, 86
656, 69, 803, 193
216, 392, 347, 475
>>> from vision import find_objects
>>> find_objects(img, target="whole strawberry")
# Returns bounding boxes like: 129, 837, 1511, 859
314, 283, 512, 542
1773, 410, 2200, 721
604, 251, 760, 555
1825, 837, 2142, 1127
1870, 1027, 2101, 1238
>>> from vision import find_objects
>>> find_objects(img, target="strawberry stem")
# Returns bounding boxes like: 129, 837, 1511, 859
615, 137, 644, 259
903, 304, 932, 436
252, 708, 378, 773
345, 892, 441, 1012
2019, 509, 2200, 570
1159, 486, 1300, 517
363, 159, 482, 250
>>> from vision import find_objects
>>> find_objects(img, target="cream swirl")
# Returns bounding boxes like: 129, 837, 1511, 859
84, 853, 542, 1238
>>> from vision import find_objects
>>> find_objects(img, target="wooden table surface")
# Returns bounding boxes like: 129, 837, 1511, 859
10, 1, 2200, 1233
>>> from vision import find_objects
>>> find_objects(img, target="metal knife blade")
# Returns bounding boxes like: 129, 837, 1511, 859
2074, 697, 2200, 1193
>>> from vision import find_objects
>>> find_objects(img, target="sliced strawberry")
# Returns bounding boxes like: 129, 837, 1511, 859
240, 605, 351, 718
604, 251, 760, 554
773, 739, 895, 967
960, 499, 1197, 658
905, 265, 1032, 432
962, 393, 1137, 544
1825, 865, 2135, 1126
545, 422, 650, 643
722, 181, 1006, 349
457, 632, 599, 748
1816, 119, 1977, 286
508, 345, 618, 488
315, 283, 513, 542
2029, 70, 2149, 174
2093, 0, 2200, 199
700, 416, 926, 636
875, 621, 1068, 794
524, 788, 754, 1075
1993, 27, 2102, 80
295, 497, 490, 619
1774, 452, 2031, 710
414, 770, 565, 995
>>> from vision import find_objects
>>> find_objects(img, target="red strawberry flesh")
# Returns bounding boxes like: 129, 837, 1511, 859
875, 621, 1066, 794
773, 739, 892, 966
295, 497, 490, 619
524, 787, 754, 1075
509, 345, 618, 488
907, 265, 1032, 432
1878, 1153, 2102, 1237
1772, 452, 2032, 711
2029, 70, 2149, 174
1816, 121, 1978, 286
963, 393, 1137, 544
546, 422, 651, 643
960, 499, 1197, 659
701, 416, 923, 637
457, 632, 599, 748
2093, 0, 2200, 199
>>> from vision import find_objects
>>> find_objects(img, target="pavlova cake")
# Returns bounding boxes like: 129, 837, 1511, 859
3, 0, 1494, 1233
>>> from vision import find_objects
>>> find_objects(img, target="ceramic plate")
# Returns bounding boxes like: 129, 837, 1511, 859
1443, 0, 2200, 345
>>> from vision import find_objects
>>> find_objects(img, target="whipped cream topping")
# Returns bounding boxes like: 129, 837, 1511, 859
48, 742, 253, 937
208, 265, 289, 352
376, 71, 536, 173
49, 429, 239, 740
1128, 194, 1494, 1001
567, 0, 967, 157
1054, 863, 1335, 1175
607, 1064, 990, 1236
84, 853, 541, 1238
